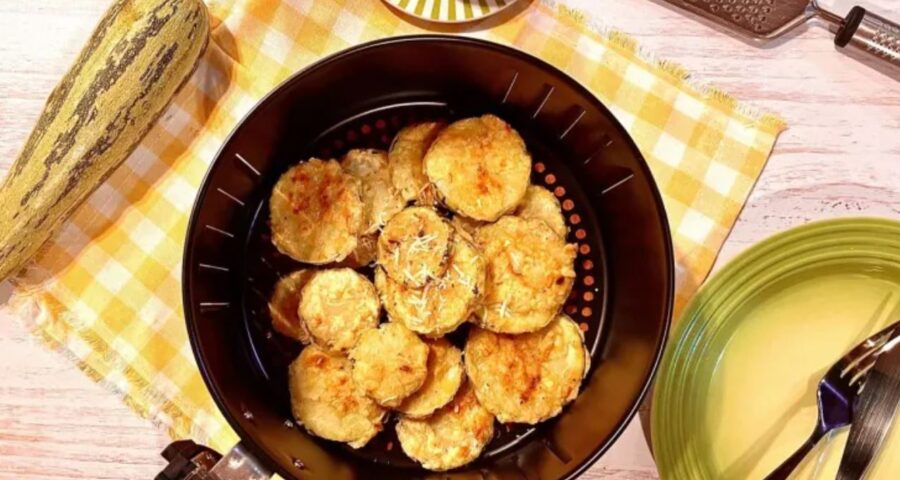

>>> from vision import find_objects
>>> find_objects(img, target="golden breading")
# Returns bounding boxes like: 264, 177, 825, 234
299, 269, 380, 352
349, 322, 429, 408
450, 215, 484, 243
335, 233, 378, 269
396, 382, 495, 471
516, 185, 567, 238
289, 345, 386, 448
376, 235, 485, 337
474, 216, 577, 333
270, 158, 364, 264
268, 270, 315, 343
388, 122, 445, 205
377, 207, 453, 288
397, 339, 465, 418
465, 315, 589, 424
423, 115, 531, 222
341, 149, 405, 234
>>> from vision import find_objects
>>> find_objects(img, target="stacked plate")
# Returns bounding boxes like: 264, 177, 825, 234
653, 218, 900, 479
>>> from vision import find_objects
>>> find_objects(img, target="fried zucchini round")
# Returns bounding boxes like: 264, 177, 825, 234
377, 207, 453, 288
376, 235, 485, 337
465, 315, 589, 424
474, 216, 577, 333
450, 215, 484, 243
268, 269, 315, 343
349, 322, 429, 408
289, 345, 386, 448
334, 233, 378, 269
341, 149, 405, 234
389, 122, 444, 205
396, 382, 496, 471
516, 185, 567, 238
270, 158, 364, 264
423, 115, 531, 222
397, 339, 465, 418
299, 268, 380, 352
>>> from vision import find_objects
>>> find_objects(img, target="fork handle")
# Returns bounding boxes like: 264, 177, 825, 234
763, 432, 820, 480
835, 7, 900, 71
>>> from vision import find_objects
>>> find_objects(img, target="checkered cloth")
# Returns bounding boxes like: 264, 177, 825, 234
5, 0, 784, 452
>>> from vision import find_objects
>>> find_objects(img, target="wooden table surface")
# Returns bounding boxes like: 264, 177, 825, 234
0, 0, 898, 478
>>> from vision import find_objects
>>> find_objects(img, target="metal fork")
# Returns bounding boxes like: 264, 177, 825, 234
763, 318, 900, 480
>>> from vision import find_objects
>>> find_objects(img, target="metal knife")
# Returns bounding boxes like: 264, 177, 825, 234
836, 339, 900, 480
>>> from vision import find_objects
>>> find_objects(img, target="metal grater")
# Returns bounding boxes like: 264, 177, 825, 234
662, 0, 900, 73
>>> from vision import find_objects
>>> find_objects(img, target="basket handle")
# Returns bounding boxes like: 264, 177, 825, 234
156, 441, 272, 480
834, 6, 900, 72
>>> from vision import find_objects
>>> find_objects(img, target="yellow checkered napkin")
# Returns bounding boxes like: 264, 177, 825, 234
5, 0, 784, 452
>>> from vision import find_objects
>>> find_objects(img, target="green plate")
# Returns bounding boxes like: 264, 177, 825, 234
652, 218, 900, 479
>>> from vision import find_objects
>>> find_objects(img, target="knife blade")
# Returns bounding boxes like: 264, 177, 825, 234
836, 339, 900, 480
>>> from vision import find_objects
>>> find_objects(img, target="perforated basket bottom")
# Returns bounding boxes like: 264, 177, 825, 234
238, 103, 608, 470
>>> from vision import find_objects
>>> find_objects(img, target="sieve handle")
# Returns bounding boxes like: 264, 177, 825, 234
834, 6, 900, 71
156, 441, 273, 480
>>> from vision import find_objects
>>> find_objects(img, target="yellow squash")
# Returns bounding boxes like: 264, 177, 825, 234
0, 0, 209, 280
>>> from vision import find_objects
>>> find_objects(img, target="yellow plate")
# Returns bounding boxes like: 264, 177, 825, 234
652, 218, 900, 479
383, 0, 520, 24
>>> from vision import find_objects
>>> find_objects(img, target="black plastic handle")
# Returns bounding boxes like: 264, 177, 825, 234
835, 6, 900, 71
157, 440, 223, 480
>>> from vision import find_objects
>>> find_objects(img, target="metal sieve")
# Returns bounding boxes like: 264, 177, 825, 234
166, 35, 674, 480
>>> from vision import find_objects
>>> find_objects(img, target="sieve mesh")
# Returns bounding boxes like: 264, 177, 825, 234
238, 103, 609, 469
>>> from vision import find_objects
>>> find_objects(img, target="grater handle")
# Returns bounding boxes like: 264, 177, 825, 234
834, 6, 900, 71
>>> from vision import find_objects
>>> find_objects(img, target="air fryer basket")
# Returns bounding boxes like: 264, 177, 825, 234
182, 35, 673, 480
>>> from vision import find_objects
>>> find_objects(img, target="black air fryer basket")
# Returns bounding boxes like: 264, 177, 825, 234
177, 35, 674, 480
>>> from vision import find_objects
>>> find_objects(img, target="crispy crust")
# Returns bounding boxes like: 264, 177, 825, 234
270, 158, 364, 264
377, 207, 453, 288
268, 269, 315, 343
474, 216, 577, 333
299, 268, 380, 352
516, 185, 567, 238
388, 122, 445, 205
289, 345, 386, 448
349, 322, 429, 408
334, 233, 378, 269
450, 215, 484, 243
396, 382, 495, 471
376, 235, 485, 337
396, 338, 465, 418
341, 149, 405, 234
423, 115, 531, 221
464, 315, 589, 424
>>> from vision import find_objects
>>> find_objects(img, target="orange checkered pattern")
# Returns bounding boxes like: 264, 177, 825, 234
5, 0, 784, 452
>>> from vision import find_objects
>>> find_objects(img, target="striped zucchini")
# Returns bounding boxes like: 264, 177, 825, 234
0, 0, 208, 280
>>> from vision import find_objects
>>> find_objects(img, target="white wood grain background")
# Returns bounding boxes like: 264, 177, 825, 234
0, 0, 898, 478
